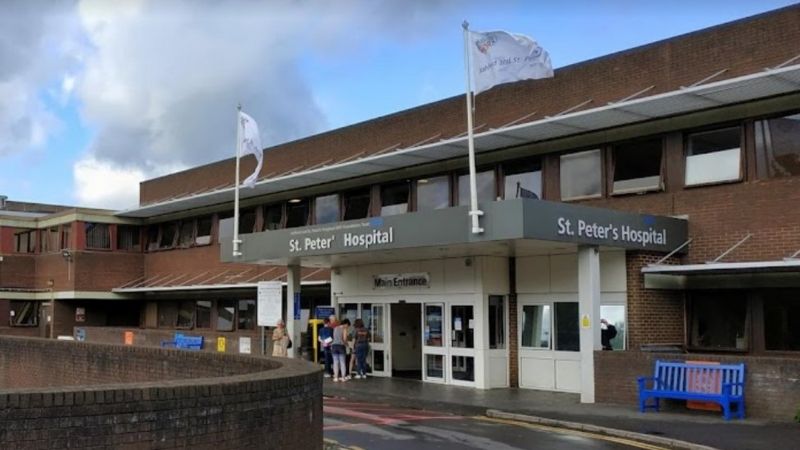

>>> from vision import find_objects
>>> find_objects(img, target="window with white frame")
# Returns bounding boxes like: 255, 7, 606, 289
521, 304, 551, 348
755, 113, 800, 178
560, 150, 602, 200
612, 139, 663, 194
685, 127, 741, 186
315, 194, 340, 224
458, 170, 496, 206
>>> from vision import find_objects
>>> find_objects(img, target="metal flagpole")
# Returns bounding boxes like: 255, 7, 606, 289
462, 21, 484, 234
233, 104, 243, 257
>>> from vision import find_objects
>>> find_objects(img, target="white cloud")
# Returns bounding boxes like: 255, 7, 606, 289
72, 157, 145, 209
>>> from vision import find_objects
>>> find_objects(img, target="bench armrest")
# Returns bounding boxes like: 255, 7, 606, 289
638, 376, 661, 390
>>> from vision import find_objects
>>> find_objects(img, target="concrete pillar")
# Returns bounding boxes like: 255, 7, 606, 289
286, 265, 301, 358
578, 245, 601, 403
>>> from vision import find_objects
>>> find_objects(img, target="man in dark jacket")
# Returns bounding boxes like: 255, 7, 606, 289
601, 319, 617, 351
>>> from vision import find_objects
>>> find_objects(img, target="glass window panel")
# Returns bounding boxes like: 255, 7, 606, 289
285, 200, 309, 228
146, 225, 159, 251
560, 150, 602, 200
159, 223, 178, 249
600, 305, 625, 351
755, 113, 800, 178
176, 301, 194, 328
425, 304, 443, 347
458, 171, 496, 206
417, 175, 450, 211
370, 305, 385, 344
158, 302, 179, 328
9, 301, 38, 326
216, 300, 236, 332
686, 128, 741, 186
689, 292, 747, 349
521, 305, 551, 348
85, 223, 111, 249
60, 225, 71, 250
361, 303, 373, 334
451, 355, 475, 382
117, 225, 140, 251
554, 302, 579, 351
451, 305, 474, 348
196, 301, 212, 329
381, 182, 409, 216
426, 354, 444, 379
340, 303, 359, 326
196, 216, 213, 245
372, 350, 385, 372
239, 208, 257, 234
343, 189, 371, 220
263, 204, 283, 230
504, 159, 542, 199
489, 296, 505, 349
238, 299, 256, 330
178, 220, 194, 247
612, 139, 663, 194
315, 194, 340, 224
764, 292, 800, 351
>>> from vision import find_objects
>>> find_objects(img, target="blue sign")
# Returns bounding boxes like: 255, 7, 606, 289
315, 306, 335, 320
293, 293, 301, 320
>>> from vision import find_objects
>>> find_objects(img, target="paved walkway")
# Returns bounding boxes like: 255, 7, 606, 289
323, 377, 800, 450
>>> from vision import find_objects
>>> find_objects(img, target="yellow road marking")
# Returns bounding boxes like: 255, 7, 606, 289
474, 416, 668, 450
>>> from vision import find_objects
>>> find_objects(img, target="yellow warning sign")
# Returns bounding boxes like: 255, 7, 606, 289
217, 336, 226, 352
580, 314, 591, 329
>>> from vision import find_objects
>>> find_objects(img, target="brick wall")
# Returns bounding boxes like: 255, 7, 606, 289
595, 350, 800, 421
0, 254, 36, 289
625, 252, 684, 350
139, 6, 800, 204
0, 336, 322, 449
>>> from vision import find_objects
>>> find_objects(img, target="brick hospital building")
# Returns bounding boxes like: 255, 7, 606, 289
1, 5, 799, 419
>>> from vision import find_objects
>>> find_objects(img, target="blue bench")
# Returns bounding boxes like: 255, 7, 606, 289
160, 333, 204, 350
638, 360, 745, 420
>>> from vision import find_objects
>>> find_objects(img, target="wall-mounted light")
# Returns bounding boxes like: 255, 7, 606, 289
288, 198, 302, 204
61, 249, 72, 260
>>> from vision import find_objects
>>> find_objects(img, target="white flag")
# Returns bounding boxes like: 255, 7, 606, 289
468, 30, 553, 94
238, 111, 263, 188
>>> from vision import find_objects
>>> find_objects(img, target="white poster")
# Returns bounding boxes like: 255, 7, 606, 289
239, 337, 252, 354
257, 281, 283, 327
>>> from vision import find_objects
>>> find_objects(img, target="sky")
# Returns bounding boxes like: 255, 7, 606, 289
0, 0, 797, 210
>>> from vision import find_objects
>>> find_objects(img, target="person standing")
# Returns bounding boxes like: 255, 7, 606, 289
601, 318, 617, 351
352, 319, 370, 379
331, 318, 350, 382
271, 319, 289, 357
318, 317, 334, 378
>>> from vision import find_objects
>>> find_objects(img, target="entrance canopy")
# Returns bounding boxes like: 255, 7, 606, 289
643, 259, 800, 289
222, 199, 688, 268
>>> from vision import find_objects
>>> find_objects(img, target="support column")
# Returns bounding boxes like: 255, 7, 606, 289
286, 265, 301, 358
578, 245, 601, 403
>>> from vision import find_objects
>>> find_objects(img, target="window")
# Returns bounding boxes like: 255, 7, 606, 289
315, 194, 340, 224
285, 200, 309, 228
263, 204, 283, 230
239, 208, 257, 234
14, 230, 35, 253
159, 222, 178, 249
41, 227, 59, 253
60, 225, 71, 250
451, 305, 474, 348
560, 149, 602, 200
117, 225, 141, 251
196, 216, 212, 245
416, 175, 450, 211
424, 304, 443, 347
554, 302, 579, 351
452, 356, 475, 382
685, 127, 741, 186
521, 305, 551, 348
178, 221, 195, 247
158, 302, 179, 328
612, 139, 663, 194
196, 300, 212, 329
380, 182, 409, 216
488, 295, 505, 349
689, 292, 747, 350
755, 113, 800, 178
343, 189, 371, 220
764, 293, 800, 351
600, 304, 626, 351
84, 223, 111, 249
504, 159, 541, 199
458, 170, 496, 206
176, 301, 195, 328
217, 300, 236, 331
9, 301, 38, 326
238, 299, 256, 330
146, 225, 159, 251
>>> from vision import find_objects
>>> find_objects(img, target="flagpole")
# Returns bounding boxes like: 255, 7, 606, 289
462, 21, 483, 234
233, 104, 243, 257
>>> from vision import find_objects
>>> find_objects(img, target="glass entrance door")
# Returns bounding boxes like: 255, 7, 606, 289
369, 304, 391, 377
422, 303, 446, 382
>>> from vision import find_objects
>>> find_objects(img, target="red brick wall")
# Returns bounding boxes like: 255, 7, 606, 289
0, 254, 36, 289
595, 351, 800, 421
0, 337, 322, 449
625, 252, 684, 350
139, 6, 800, 204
